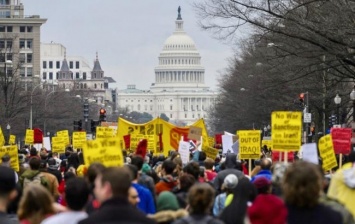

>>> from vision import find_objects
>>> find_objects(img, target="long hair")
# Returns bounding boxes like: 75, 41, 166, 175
188, 183, 215, 214
219, 177, 257, 224
17, 184, 55, 224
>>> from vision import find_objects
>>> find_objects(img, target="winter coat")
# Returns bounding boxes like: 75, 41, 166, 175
155, 175, 178, 195
148, 209, 188, 224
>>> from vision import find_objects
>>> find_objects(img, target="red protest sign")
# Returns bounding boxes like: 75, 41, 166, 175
331, 128, 351, 154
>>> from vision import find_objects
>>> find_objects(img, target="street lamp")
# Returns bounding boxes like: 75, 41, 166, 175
334, 93, 342, 125
29, 83, 43, 129
6, 124, 10, 145
350, 86, 355, 122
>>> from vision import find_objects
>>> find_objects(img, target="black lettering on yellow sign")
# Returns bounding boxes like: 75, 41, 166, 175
128, 124, 163, 135
240, 137, 259, 143
240, 146, 259, 154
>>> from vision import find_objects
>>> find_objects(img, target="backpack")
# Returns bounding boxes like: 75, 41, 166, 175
22, 172, 49, 190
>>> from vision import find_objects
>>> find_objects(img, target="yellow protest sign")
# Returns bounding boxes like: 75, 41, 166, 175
130, 134, 155, 150
9, 135, 16, 145
238, 130, 261, 159
25, 129, 34, 145
202, 146, 219, 159
72, 132, 86, 149
262, 139, 272, 149
51, 136, 66, 154
83, 138, 124, 167
96, 127, 115, 139
57, 130, 70, 145
271, 111, 302, 151
208, 137, 215, 147
0, 145, 19, 172
0, 127, 5, 147
318, 134, 337, 171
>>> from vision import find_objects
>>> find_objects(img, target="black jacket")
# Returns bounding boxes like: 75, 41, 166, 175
79, 197, 157, 224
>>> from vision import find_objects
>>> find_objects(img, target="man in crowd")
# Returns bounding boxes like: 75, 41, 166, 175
79, 167, 156, 224
155, 160, 177, 195
251, 158, 272, 182
128, 186, 140, 208
42, 177, 90, 224
0, 166, 18, 224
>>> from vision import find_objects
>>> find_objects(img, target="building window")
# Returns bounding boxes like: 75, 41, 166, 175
150, 105, 153, 111
94, 84, 97, 89
138, 104, 141, 111
27, 67, 32, 77
19, 53, 25, 63
49, 72, 53, 80
56, 61, 60, 69
6, 26, 12, 32
27, 26, 33, 32
83, 72, 86, 80
19, 26, 25, 32
42, 72, 47, 79
0, 26, 5, 32
20, 67, 25, 77
6, 40, 12, 48
27, 40, 32, 49
19, 39, 25, 48
185, 114, 187, 118
56, 72, 58, 79
49, 61, 53, 69
192, 114, 195, 118
69, 61, 73, 69
26, 54, 32, 63
144, 105, 147, 111
0, 40, 4, 48
75, 61, 79, 69
101, 84, 103, 89
170, 105, 173, 110
42, 61, 46, 68
75, 72, 79, 79
170, 114, 172, 118
6, 53, 12, 61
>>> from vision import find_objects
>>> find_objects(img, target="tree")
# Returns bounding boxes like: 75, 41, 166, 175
159, 113, 169, 122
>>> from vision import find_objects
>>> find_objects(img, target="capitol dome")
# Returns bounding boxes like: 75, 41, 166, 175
151, 7, 207, 92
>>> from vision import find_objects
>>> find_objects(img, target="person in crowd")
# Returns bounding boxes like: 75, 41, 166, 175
182, 161, 200, 180
58, 172, 76, 207
271, 162, 288, 197
0, 166, 19, 224
18, 153, 28, 176
155, 160, 177, 195
328, 151, 355, 218
1, 154, 18, 183
197, 151, 207, 167
38, 159, 60, 201
67, 152, 80, 170
46, 158, 62, 184
131, 155, 156, 199
84, 163, 106, 214
213, 174, 238, 216
283, 161, 342, 224
29, 147, 39, 160
172, 156, 182, 176
148, 191, 188, 224
247, 177, 288, 224
213, 153, 244, 194
204, 158, 217, 182
173, 174, 195, 209
198, 167, 206, 183
128, 186, 140, 207
172, 183, 224, 224
251, 158, 272, 182
126, 164, 156, 214
17, 184, 55, 224
20, 158, 49, 190
52, 152, 61, 167
78, 167, 156, 224
41, 177, 90, 224
219, 178, 257, 224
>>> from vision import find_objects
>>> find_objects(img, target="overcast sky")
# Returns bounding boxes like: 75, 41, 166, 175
22, 0, 233, 90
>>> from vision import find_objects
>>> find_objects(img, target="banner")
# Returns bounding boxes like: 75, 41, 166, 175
83, 138, 124, 167
51, 136, 66, 154
25, 129, 34, 145
96, 127, 115, 139
0, 145, 19, 172
0, 127, 5, 147
57, 130, 70, 145
116, 117, 209, 156
72, 132, 86, 149
318, 134, 337, 171
202, 146, 219, 160
238, 130, 261, 159
207, 137, 215, 147
8, 135, 15, 145
331, 128, 351, 154
271, 111, 302, 151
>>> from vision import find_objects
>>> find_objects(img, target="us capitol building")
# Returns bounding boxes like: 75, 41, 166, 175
117, 7, 217, 125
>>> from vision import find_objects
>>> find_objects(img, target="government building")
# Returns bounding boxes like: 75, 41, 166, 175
117, 8, 217, 125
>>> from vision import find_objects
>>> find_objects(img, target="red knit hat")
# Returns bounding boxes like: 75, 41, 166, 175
248, 194, 287, 224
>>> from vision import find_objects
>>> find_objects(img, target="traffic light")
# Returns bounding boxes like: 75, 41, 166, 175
329, 114, 337, 128
99, 108, 106, 122
83, 100, 89, 122
90, 119, 100, 134
73, 120, 83, 131
299, 93, 305, 103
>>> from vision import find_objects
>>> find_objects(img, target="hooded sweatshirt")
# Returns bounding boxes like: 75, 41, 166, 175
213, 153, 244, 193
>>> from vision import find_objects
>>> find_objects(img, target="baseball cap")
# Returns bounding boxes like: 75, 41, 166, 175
0, 166, 16, 193
223, 174, 238, 189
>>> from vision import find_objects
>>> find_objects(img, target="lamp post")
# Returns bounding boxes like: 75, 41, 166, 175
29, 83, 44, 129
350, 86, 355, 122
6, 124, 10, 145
334, 93, 342, 125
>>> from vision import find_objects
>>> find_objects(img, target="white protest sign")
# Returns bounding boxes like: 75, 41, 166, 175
43, 137, 51, 151
301, 143, 318, 165
222, 135, 234, 153
178, 141, 190, 164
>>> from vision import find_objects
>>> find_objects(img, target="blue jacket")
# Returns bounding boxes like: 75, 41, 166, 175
251, 170, 272, 182
132, 183, 156, 214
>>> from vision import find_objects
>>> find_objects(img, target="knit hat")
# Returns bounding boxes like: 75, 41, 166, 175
223, 174, 238, 189
0, 166, 16, 193
47, 158, 59, 170
141, 163, 151, 174
248, 194, 287, 224
157, 191, 180, 212
253, 177, 271, 189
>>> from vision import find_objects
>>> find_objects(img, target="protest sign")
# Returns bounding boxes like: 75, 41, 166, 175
301, 143, 318, 165
83, 138, 124, 167
222, 135, 234, 154
0, 145, 19, 172
57, 130, 70, 145
9, 135, 16, 145
331, 128, 351, 154
178, 141, 190, 164
72, 132, 87, 149
202, 146, 219, 159
96, 127, 115, 139
0, 127, 4, 147
238, 130, 261, 159
51, 136, 66, 154
262, 139, 272, 149
25, 129, 34, 145
318, 135, 337, 171
188, 126, 202, 141
272, 111, 302, 151
208, 137, 215, 147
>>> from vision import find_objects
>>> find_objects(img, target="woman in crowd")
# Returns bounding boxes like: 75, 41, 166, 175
17, 184, 55, 224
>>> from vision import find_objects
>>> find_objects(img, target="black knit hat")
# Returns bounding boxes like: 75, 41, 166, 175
0, 166, 16, 193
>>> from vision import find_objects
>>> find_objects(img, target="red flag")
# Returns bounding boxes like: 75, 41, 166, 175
136, 139, 147, 158
215, 134, 222, 145
123, 134, 130, 149
33, 128, 43, 144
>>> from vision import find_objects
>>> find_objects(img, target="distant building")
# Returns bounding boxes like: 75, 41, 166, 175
0, 0, 47, 89
117, 8, 217, 125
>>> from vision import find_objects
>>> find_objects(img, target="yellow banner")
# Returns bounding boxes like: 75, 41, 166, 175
0, 127, 5, 147
25, 129, 34, 145
202, 146, 219, 159
8, 135, 16, 145
0, 145, 19, 172
96, 127, 115, 139
238, 130, 261, 159
271, 111, 302, 151
262, 139, 272, 149
57, 130, 70, 145
208, 137, 215, 147
72, 132, 86, 149
83, 138, 124, 167
318, 134, 337, 171
52, 136, 66, 154
116, 117, 209, 156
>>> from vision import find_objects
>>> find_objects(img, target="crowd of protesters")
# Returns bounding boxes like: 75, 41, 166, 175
0, 143, 354, 224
